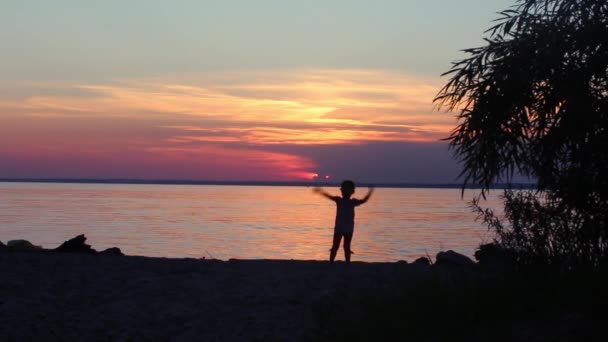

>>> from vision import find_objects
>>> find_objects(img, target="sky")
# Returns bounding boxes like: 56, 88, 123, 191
0, 0, 514, 183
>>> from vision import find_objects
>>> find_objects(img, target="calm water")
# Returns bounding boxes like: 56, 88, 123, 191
0, 182, 503, 262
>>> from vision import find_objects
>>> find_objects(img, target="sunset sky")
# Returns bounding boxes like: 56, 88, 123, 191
0, 0, 512, 183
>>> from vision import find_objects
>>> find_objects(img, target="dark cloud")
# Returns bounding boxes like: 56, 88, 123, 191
265, 141, 462, 184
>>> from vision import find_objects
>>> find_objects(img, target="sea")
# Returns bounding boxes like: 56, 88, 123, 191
0, 182, 504, 262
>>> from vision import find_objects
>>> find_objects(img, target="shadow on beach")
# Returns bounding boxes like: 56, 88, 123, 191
1, 236, 604, 341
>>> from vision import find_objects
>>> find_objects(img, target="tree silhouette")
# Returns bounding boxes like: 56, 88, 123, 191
435, 0, 608, 267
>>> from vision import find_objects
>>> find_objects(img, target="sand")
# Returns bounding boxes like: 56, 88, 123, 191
0, 252, 426, 341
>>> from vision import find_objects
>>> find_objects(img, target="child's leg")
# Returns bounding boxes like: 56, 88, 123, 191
343, 233, 353, 263
329, 231, 343, 262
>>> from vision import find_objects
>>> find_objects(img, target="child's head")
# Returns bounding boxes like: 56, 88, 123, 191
340, 180, 355, 198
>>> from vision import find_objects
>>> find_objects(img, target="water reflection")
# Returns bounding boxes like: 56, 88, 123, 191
0, 183, 503, 261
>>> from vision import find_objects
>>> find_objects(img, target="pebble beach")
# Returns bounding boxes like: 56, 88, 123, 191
0, 251, 426, 341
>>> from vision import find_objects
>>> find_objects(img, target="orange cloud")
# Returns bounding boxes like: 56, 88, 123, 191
3, 69, 451, 144
165, 125, 432, 145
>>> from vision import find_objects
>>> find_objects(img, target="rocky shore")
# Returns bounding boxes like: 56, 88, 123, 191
0, 236, 597, 341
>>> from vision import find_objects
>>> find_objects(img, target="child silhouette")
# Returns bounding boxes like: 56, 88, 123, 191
313, 180, 374, 263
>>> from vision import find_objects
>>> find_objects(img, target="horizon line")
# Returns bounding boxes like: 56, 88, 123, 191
0, 178, 535, 190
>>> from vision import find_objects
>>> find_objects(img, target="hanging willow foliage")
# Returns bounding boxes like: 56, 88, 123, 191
435, 0, 608, 268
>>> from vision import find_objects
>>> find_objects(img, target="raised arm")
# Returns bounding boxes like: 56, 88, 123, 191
313, 187, 338, 201
359, 186, 375, 204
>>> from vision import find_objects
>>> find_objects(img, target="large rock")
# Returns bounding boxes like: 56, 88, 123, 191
435, 250, 475, 267
54, 234, 96, 254
6, 239, 43, 252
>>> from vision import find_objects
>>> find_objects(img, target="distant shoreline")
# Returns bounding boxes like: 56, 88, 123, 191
0, 178, 534, 190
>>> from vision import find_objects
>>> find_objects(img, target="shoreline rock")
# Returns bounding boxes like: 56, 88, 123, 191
54, 234, 96, 254
435, 250, 475, 267
413, 256, 431, 266
100, 247, 123, 255
3, 234, 124, 256
6, 239, 43, 252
